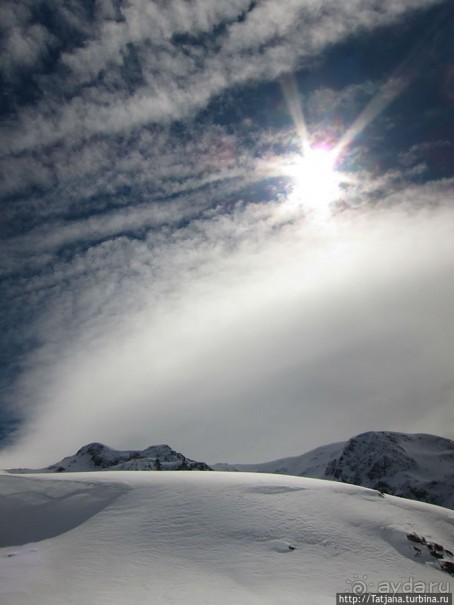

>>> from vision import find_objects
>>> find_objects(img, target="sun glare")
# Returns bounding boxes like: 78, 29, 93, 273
286, 147, 340, 218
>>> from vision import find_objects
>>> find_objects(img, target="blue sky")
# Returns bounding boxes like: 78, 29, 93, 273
1, 0, 453, 466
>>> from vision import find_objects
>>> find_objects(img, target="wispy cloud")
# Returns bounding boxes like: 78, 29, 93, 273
2, 0, 444, 153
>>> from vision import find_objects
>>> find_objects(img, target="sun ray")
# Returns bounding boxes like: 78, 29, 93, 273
334, 12, 444, 157
280, 74, 311, 156
334, 75, 408, 157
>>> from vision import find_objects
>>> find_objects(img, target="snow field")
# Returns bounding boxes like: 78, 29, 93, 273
1, 471, 452, 605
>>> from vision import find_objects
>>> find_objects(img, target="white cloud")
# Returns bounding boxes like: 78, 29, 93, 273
1, 179, 453, 466
0, 3, 54, 75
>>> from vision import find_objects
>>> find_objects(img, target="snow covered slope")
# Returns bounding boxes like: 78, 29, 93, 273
214, 440, 345, 477
214, 432, 454, 510
0, 471, 453, 605
12, 442, 211, 473
324, 432, 454, 509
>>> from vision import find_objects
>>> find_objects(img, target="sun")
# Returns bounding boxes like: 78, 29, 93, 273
285, 146, 340, 218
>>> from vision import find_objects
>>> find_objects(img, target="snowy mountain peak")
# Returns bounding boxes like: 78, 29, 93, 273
325, 431, 419, 483
323, 431, 454, 508
17, 443, 212, 473
214, 431, 454, 510
75, 442, 113, 456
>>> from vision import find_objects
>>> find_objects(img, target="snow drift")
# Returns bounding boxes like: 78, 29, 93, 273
0, 470, 453, 605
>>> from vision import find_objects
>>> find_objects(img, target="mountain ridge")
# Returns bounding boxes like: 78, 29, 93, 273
213, 431, 454, 510
11, 442, 212, 473
7, 430, 454, 509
